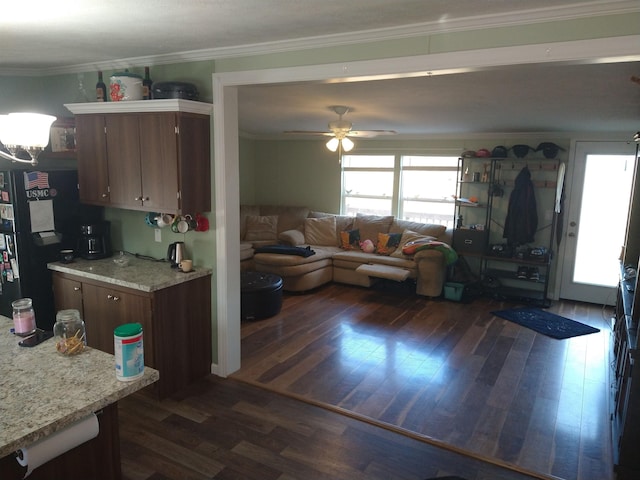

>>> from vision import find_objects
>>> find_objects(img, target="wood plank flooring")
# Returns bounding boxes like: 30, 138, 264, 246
231, 282, 614, 480
118, 375, 538, 479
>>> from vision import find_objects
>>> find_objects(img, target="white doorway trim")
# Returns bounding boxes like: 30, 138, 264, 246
212, 35, 639, 376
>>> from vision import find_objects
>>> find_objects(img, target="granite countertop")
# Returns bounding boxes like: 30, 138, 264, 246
0, 317, 159, 458
47, 255, 212, 292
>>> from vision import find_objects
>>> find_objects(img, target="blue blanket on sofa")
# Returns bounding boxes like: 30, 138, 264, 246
254, 245, 316, 257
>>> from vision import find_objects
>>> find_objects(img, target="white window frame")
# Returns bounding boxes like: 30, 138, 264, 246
340, 152, 458, 227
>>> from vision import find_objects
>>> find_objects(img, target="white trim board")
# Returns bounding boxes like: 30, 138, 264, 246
212, 36, 640, 376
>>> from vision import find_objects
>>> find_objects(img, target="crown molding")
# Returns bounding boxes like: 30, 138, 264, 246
2, 1, 638, 77
64, 99, 212, 115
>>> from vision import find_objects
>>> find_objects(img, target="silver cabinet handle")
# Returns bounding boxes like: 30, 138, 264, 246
73, 286, 81, 291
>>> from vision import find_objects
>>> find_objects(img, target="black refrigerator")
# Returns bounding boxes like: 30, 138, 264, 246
0, 169, 103, 331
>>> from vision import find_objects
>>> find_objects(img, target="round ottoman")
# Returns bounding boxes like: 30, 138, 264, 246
241, 271, 283, 321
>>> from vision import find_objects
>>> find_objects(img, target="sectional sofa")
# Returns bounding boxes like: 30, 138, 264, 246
240, 205, 455, 297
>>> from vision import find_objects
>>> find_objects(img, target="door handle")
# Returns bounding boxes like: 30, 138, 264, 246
568, 232, 576, 237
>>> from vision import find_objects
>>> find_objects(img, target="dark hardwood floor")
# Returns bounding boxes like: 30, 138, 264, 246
230, 282, 614, 480
118, 375, 538, 479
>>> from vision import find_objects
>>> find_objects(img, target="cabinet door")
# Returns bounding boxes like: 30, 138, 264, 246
75, 115, 110, 205
51, 273, 84, 315
176, 113, 211, 213
81, 283, 154, 366
139, 113, 179, 212
105, 115, 144, 209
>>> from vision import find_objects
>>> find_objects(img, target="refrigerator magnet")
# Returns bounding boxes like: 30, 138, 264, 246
6, 270, 13, 282
1, 191, 8, 202
10, 259, 18, 278
0, 235, 5, 250
2, 252, 7, 262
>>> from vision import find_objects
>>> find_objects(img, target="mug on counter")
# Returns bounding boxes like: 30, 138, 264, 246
59, 249, 74, 263
178, 259, 193, 272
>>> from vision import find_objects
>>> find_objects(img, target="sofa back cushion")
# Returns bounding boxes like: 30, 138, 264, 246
240, 205, 261, 240
309, 211, 355, 246
353, 213, 394, 246
390, 219, 446, 240
304, 216, 337, 246
260, 205, 310, 234
245, 215, 278, 242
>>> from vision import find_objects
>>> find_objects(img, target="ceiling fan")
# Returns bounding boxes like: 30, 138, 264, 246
285, 105, 396, 153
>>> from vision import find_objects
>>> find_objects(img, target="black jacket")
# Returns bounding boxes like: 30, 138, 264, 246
503, 166, 538, 245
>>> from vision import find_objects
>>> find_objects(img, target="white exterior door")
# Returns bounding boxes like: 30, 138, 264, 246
559, 141, 636, 305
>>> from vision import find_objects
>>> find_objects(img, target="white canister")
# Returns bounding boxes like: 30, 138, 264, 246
110, 70, 143, 101
114, 323, 144, 381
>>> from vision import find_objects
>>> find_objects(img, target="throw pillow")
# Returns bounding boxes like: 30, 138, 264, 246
376, 232, 403, 255
353, 213, 394, 246
340, 229, 360, 250
304, 216, 337, 246
390, 229, 435, 258
278, 229, 305, 246
245, 215, 278, 241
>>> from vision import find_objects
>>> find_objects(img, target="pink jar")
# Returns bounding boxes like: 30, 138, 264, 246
12, 298, 36, 336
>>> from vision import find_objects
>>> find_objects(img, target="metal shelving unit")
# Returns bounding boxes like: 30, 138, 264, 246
452, 155, 562, 306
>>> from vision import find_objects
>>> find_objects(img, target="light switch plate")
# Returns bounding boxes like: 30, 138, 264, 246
154, 228, 161, 242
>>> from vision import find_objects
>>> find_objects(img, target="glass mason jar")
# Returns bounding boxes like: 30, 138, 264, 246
12, 298, 36, 336
54, 309, 86, 355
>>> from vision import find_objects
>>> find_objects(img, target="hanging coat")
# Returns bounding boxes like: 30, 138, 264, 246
503, 166, 538, 245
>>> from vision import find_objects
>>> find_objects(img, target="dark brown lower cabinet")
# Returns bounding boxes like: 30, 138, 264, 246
52, 272, 212, 399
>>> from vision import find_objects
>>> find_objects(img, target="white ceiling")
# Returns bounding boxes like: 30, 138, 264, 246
2, 0, 639, 137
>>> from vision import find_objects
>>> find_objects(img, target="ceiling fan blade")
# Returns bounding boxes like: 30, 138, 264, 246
347, 130, 397, 138
283, 130, 334, 136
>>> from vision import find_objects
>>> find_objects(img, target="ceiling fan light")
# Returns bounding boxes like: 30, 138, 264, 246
342, 137, 354, 152
326, 137, 339, 152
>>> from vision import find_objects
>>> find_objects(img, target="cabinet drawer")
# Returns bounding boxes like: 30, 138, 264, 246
453, 229, 487, 254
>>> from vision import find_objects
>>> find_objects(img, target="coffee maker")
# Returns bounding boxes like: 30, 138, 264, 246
77, 221, 112, 260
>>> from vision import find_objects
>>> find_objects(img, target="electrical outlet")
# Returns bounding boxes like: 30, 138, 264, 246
154, 228, 161, 242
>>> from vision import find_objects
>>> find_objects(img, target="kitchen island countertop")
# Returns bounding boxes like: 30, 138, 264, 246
48, 255, 212, 292
0, 316, 159, 458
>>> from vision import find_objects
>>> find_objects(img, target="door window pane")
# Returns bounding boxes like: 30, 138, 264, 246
574, 154, 634, 286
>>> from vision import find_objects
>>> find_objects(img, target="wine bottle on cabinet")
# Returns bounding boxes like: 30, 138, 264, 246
143, 67, 153, 100
96, 71, 107, 102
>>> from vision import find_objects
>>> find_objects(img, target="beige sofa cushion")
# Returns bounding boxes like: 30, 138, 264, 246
309, 211, 355, 245
245, 215, 278, 241
304, 216, 337, 246
260, 205, 310, 234
353, 213, 394, 245
390, 219, 446, 239
279, 229, 306, 246
240, 205, 261, 240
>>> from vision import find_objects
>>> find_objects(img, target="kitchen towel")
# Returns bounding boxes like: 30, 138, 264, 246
16, 412, 99, 478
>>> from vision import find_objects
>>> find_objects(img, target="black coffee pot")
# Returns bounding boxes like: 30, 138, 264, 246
167, 241, 185, 268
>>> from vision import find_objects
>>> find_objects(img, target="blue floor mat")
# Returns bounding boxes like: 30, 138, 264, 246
491, 308, 600, 339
